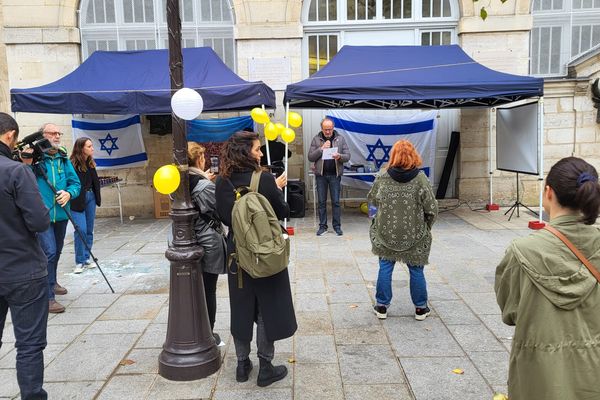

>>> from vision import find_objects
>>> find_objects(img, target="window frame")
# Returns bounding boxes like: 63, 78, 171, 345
79, 0, 236, 70
302, 0, 458, 77
531, 0, 600, 76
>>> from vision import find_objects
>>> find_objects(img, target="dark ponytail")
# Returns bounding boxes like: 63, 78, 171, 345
546, 157, 600, 225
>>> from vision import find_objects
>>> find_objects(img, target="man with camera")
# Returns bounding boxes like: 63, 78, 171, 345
24, 123, 80, 314
0, 113, 51, 399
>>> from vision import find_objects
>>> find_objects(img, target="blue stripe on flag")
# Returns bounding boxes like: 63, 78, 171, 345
72, 115, 141, 131
95, 153, 148, 167
328, 116, 434, 135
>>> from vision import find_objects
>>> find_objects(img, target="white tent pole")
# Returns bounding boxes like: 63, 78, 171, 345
489, 108, 494, 207
262, 104, 271, 166
538, 98, 544, 223
284, 102, 290, 230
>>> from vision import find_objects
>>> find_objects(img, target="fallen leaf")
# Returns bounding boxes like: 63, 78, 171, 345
119, 359, 136, 366
452, 368, 464, 375
492, 393, 508, 400
287, 358, 296, 363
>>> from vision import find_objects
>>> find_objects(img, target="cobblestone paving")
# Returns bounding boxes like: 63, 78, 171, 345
1, 205, 536, 399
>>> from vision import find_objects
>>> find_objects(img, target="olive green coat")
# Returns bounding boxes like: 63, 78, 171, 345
495, 215, 600, 400
367, 171, 438, 266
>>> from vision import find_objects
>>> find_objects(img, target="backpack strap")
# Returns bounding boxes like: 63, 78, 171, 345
249, 170, 261, 193
543, 225, 600, 283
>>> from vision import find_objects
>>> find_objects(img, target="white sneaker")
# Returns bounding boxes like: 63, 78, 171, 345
84, 258, 93, 265
73, 264, 85, 274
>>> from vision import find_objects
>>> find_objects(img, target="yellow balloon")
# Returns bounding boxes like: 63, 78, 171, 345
153, 165, 180, 195
360, 202, 369, 215
250, 108, 269, 124
281, 127, 295, 143
288, 112, 303, 128
264, 122, 278, 141
274, 123, 285, 134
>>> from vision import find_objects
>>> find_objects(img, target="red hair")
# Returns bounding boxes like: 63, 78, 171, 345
388, 140, 422, 170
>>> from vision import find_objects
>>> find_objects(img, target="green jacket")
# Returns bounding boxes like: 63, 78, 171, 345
35, 150, 81, 223
367, 170, 438, 266
495, 215, 600, 400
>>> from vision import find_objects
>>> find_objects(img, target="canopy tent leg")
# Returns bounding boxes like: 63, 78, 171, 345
262, 104, 271, 166
486, 108, 499, 211
529, 98, 546, 229
283, 102, 289, 231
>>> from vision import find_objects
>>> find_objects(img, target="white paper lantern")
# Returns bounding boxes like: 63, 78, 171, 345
171, 88, 204, 120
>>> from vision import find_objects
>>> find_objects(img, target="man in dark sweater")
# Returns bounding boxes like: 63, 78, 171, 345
0, 113, 51, 400
307, 117, 351, 236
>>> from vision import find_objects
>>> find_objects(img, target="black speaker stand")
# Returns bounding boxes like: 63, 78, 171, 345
504, 172, 538, 221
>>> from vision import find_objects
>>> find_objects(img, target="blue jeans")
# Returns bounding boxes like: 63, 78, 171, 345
0, 277, 48, 400
375, 258, 428, 308
72, 191, 96, 265
37, 220, 68, 301
315, 175, 341, 229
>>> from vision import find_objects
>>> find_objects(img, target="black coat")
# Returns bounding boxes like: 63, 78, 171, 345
215, 170, 297, 342
0, 142, 50, 283
70, 166, 101, 212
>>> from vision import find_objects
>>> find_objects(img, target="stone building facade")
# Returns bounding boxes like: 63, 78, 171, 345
0, 0, 598, 217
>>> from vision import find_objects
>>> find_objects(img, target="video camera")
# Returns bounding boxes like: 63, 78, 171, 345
12, 131, 53, 164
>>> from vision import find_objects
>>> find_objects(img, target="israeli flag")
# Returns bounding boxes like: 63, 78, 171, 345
328, 110, 437, 190
72, 115, 148, 169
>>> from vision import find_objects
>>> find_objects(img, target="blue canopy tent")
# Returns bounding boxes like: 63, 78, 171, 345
283, 45, 543, 109
11, 47, 275, 114
284, 45, 546, 222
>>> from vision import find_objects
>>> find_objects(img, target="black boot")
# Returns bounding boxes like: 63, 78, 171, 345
257, 358, 287, 387
236, 358, 253, 382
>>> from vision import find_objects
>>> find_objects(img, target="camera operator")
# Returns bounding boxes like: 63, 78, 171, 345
23, 123, 80, 314
0, 113, 51, 399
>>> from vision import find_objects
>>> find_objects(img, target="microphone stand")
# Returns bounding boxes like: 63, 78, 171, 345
33, 163, 114, 293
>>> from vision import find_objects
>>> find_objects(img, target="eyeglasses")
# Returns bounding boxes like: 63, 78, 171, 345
44, 131, 63, 137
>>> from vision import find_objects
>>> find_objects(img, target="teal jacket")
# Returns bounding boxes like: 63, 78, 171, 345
34, 149, 81, 223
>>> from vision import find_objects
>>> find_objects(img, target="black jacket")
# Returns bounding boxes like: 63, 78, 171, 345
0, 141, 50, 283
70, 166, 101, 212
215, 170, 296, 342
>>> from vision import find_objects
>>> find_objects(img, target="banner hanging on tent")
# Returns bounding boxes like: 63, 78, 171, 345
72, 115, 148, 169
187, 115, 254, 142
327, 110, 437, 190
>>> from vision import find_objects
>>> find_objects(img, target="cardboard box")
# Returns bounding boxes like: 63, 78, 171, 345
153, 190, 171, 219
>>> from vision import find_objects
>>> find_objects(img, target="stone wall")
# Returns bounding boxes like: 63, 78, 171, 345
2, 0, 599, 215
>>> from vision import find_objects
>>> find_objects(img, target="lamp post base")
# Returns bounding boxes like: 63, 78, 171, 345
158, 346, 221, 381
158, 242, 221, 381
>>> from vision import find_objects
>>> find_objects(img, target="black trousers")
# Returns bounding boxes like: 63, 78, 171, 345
0, 276, 48, 400
202, 271, 218, 331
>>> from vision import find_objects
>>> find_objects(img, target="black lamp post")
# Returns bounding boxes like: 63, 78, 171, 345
158, 0, 221, 381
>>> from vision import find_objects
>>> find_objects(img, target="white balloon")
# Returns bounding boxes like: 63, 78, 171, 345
171, 88, 204, 120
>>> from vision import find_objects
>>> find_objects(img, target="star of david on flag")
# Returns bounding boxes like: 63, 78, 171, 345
99, 133, 119, 155
72, 115, 147, 169
327, 110, 437, 190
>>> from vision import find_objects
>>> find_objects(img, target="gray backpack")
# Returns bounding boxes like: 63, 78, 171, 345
230, 171, 290, 281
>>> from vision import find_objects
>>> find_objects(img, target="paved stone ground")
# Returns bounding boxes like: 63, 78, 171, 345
0, 205, 537, 399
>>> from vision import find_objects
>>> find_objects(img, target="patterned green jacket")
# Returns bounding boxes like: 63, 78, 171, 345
367, 170, 438, 266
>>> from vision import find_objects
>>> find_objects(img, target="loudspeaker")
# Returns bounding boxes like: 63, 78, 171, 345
287, 181, 305, 218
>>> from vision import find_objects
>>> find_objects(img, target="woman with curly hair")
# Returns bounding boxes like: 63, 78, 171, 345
215, 130, 296, 387
368, 140, 438, 321
495, 157, 600, 400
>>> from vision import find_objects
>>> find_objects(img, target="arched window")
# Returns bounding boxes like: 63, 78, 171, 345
302, 0, 459, 76
80, 0, 235, 70
531, 0, 600, 76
